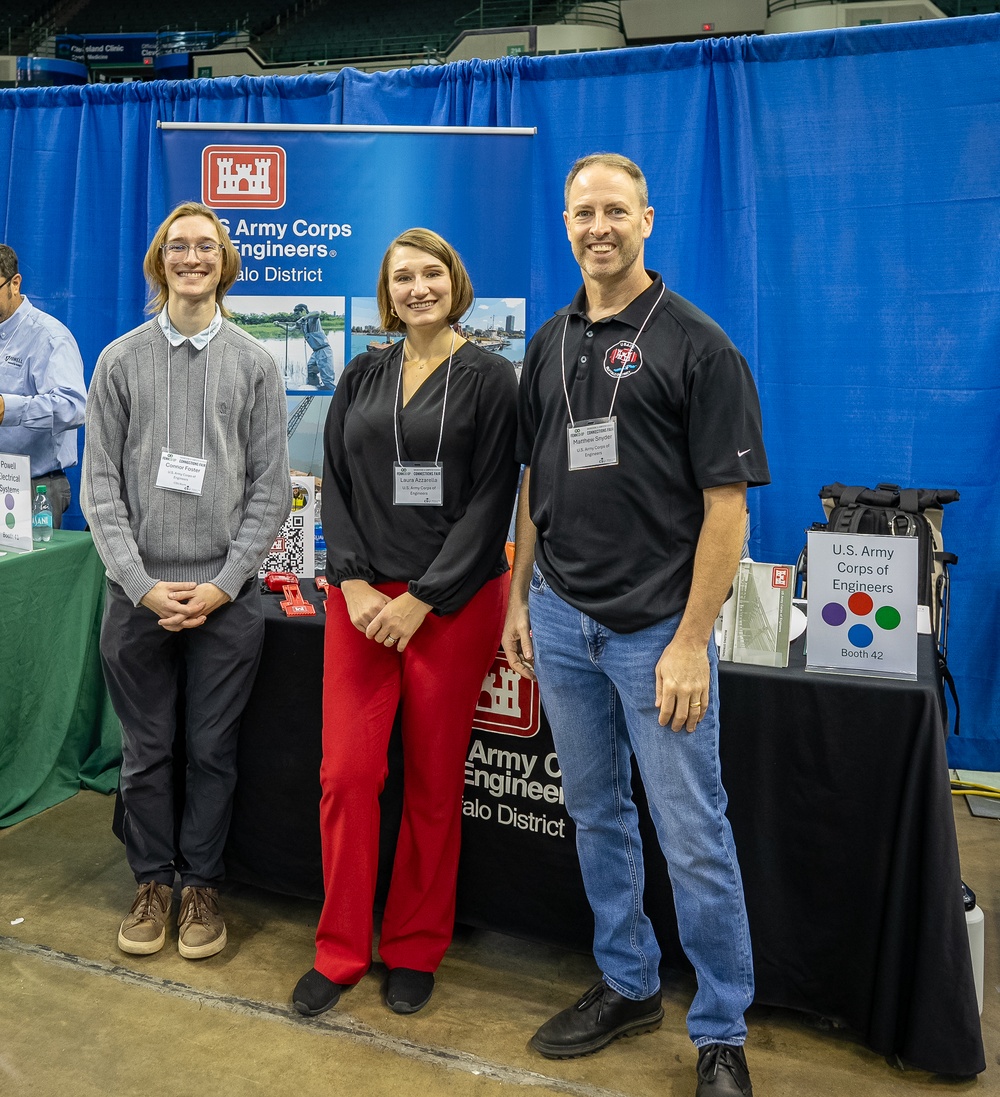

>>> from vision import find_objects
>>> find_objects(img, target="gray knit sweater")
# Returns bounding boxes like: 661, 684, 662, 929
81, 319, 292, 606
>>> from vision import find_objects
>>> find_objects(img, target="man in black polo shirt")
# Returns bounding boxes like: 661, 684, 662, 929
502, 153, 769, 1097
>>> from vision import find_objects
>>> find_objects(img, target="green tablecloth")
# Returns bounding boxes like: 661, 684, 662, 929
0, 530, 121, 826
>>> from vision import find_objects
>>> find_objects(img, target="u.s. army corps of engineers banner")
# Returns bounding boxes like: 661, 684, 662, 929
159, 121, 533, 400
159, 121, 575, 881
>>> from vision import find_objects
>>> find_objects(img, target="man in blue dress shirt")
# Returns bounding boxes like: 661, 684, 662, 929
0, 244, 87, 526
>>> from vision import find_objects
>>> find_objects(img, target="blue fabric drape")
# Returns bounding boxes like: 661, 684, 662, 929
2, 15, 998, 767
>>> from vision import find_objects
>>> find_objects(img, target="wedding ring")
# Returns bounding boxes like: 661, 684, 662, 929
386, 636, 398, 645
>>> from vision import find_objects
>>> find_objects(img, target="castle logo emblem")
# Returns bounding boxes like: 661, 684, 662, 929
473, 649, 540, 738
202, 145, 286, 208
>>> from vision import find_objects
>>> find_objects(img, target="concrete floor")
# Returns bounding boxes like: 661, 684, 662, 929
0, 790, 996, 1097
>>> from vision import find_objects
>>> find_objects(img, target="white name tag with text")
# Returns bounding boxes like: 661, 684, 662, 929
155, 449, 207, 496
393, 461, 444, 506
567, 417, 619, 471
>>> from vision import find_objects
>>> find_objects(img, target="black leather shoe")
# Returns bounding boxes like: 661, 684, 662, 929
529, 980, 663, 1059
292, 968, 352, 1017
384, 967, 435, 1014
696, 1043, 753, 1096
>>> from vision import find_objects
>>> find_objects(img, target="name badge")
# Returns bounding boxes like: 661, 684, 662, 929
394, 461, 443, 506
567, 417, 619, 471
155, 449, 208, 496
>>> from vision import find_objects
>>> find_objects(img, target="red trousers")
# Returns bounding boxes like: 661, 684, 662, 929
314, 574, 508, 983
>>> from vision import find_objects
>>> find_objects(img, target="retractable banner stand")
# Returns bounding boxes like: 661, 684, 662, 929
159, 123, 567, 899
159, 122, 534, 476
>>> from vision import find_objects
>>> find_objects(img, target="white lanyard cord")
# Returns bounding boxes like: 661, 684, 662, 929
393, 331, 456, 466
560, 283, 666, 428
165, 337, 209, 460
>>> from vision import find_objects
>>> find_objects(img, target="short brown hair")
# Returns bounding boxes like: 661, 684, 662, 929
143, 202, 241, 317
0, 244, 19, 283
376, 228, 474, 333
564, 153, 649, 210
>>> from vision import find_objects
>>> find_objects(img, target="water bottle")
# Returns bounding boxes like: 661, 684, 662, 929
32, 484, 53, 543
314, 522, 327, 573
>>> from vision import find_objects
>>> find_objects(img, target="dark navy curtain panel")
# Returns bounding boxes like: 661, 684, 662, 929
1, 16, 997, 768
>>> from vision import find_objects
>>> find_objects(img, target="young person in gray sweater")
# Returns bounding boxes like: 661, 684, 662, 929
82, 202, 292, 960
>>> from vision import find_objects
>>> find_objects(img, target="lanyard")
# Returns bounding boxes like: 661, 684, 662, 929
559, 283, 665, 428
165, 336, 209, 461
392, 331, 456, 466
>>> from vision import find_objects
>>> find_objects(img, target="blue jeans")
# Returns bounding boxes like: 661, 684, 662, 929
529, 568, 753, 1047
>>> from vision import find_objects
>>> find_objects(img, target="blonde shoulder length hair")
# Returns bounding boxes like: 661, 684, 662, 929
143, 202, 241, 317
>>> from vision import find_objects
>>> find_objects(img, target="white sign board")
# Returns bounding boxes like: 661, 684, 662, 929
806, 531, 918, 680
0, 452, 33, 554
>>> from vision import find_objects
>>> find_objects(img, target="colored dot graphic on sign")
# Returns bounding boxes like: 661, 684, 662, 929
848, 624, 874, 648
848, 592, 873, 616
822, 603, 847, 626
822, 597, 903, 648
5, 494, 14, 510
875, 606, 901, 630
5, 513, 15, 529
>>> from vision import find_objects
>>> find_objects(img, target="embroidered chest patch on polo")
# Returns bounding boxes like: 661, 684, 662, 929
603, 341, 642, 379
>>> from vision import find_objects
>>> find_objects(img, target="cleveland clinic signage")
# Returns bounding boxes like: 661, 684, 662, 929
56, 34, 156, 65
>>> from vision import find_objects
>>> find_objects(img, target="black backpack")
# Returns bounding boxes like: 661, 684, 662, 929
799, 482, 961, 731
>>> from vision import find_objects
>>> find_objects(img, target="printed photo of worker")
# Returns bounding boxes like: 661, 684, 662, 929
228, 295, 346, 393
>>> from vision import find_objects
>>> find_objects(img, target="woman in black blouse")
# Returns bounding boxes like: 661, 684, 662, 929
292, 228, 519, 1017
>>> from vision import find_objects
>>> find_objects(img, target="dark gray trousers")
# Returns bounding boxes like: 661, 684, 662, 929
100, 579, 264, 887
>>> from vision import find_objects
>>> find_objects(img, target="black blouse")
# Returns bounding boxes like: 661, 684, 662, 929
322, 340, 519, 615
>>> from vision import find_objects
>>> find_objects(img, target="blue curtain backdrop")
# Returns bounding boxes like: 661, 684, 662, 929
1, 16, 997, 768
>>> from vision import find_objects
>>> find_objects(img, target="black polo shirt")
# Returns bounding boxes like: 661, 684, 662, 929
517, 273, 770, 633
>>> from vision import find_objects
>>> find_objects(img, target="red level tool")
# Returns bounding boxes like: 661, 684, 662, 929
280, 579, 316, 617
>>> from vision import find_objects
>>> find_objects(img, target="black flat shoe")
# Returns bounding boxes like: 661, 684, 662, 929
384, 967, 435, 1014
292, 968, 351, 1017
530, 980, 663, 1059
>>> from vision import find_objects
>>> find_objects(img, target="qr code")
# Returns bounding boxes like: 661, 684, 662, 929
259, 476, 315, 579
260, 513, 306, 576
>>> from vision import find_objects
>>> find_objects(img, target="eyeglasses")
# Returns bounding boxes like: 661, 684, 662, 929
0, 277, 12, 291
162, 242, 222, 260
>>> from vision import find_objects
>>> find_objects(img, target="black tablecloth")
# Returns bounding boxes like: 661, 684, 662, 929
225, 583, 984, 1076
